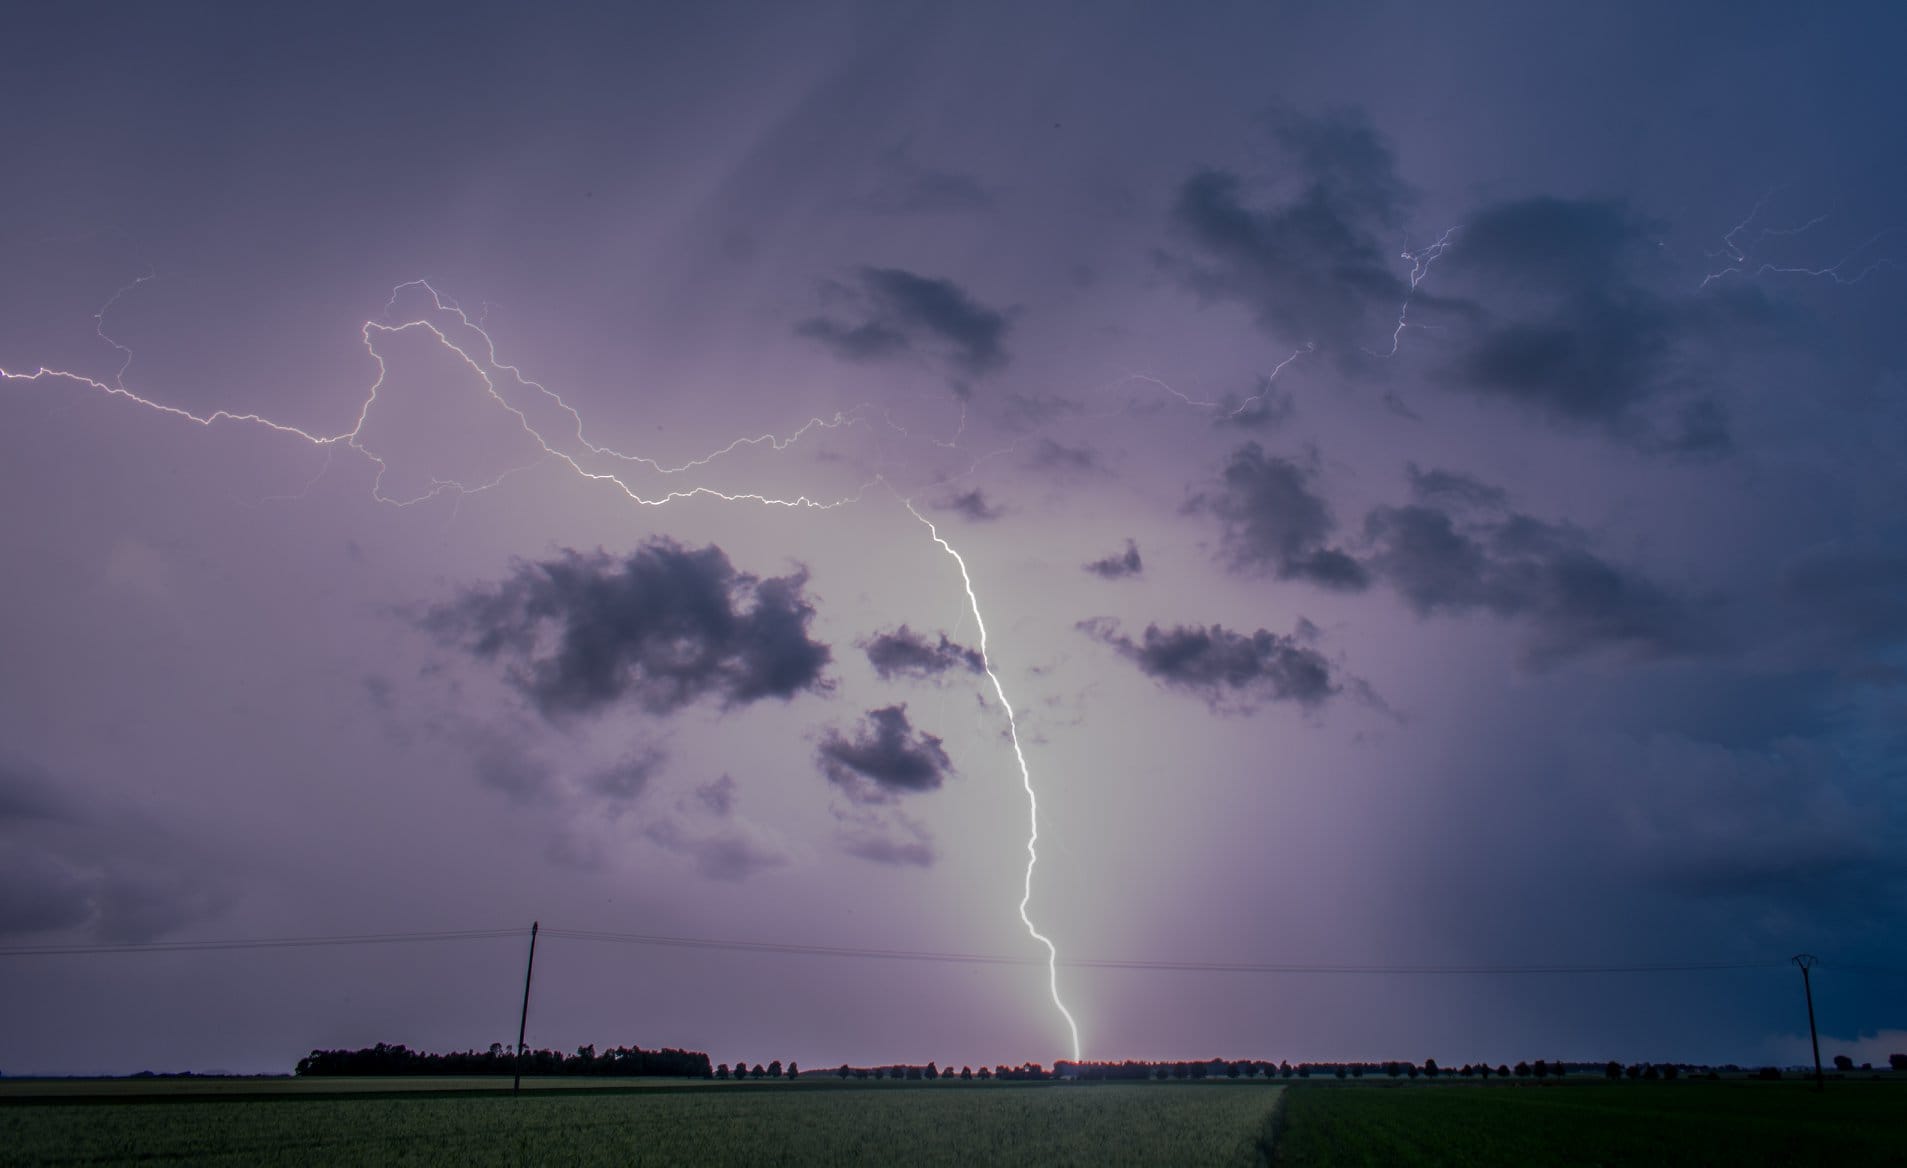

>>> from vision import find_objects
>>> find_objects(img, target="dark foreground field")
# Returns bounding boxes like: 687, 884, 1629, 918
0, 1079, 1281, 1167
2, 1077, 1901, 1166
1276, 1079, 1903, 1167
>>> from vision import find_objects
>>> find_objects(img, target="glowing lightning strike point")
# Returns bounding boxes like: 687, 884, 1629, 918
901, 496, 1083, 1061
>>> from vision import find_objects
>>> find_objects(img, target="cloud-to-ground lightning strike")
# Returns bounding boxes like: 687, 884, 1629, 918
903, 498, 1084, 1061
0, 277, 1085, 1055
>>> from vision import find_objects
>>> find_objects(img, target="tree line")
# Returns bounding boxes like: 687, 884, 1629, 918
294, 1042, 711, 1078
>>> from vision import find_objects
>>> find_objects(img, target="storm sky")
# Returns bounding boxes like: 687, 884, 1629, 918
4, 1, 1905, 1075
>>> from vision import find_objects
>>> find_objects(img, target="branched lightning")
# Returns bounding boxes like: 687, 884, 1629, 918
1700, 194, 1896, 289
0, 275, 1085, 1055
901, 496, 1083, 1061
1371, 224, 1461, 357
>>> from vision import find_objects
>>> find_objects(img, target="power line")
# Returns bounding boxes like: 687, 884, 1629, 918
0, 922, 1858, 975
0, 927, 524, 957
539, 926, 1788, 975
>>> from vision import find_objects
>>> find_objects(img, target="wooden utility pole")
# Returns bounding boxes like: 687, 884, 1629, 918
1792, 954, 1822, 1091
514, 922, 540, 1096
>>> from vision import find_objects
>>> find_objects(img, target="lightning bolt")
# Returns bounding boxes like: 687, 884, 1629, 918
1, 274, 1085, 1056
903, 498, 1084, 1061
1699, 194, 1896, 289
1372, 224, 1461, 357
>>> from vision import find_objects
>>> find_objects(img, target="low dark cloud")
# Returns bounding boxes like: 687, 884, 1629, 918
424, 539, 831, 719
1192, 442, 1369, 590
1781, 548, 1907, 649
1406, 463, 1509, 511
937, 488, 1005, 522
0, 759, 228, 943
817, 705, 954, 803
1429, 196, 1775, 452
1163, 108, 1412, 355
1364, 490, 1711, 667
1084, 539, 1143, 579
862, 625, 984, 680
1078, 618, 1339, 711
797, 266, 1012, 385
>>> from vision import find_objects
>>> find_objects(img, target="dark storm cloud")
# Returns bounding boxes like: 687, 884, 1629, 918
861, 625, 984, 680
1363, 490, 1711, 667
1077, 618, 1339, 711
1781, 548, 1907, 648
1431, 196, 1771, 452
1406, 463, 1509, 510
797, 266, 1012, 384
817, 705, 954, 803
1163, 108, 1413, 354
1083, 539, 1143, 579
424, 539, 831, 719
0, 758, 228, 942
1192, 442, 1369, 590
937, 487, 1005, 521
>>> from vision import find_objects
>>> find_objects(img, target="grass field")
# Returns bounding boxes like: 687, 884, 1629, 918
0, 1080, 1282, 1167
1273, 1079, 1903, 1167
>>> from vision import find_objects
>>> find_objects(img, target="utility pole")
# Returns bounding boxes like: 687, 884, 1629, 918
1792, 954, 1822, 1091
514, 921, 540, 1096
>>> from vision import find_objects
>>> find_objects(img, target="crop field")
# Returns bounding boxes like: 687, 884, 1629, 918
0, 1080, 1282, 1167
1274, 1079, 1903, 1167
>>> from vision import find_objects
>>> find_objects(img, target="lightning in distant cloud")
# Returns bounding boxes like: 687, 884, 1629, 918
1700, 194, 1896, 289
1372, 224, 1460, 357
0, 275, 1085, 1055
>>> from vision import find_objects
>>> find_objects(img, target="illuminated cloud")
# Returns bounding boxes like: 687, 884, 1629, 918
797, 266, 1013, 385
1077, 619, 1340, 711
423, 539, 833, 718
1083, 539, 1143, 580
861, 626, 984, 680
1192, 442, 1369, 590
1163, 108, 1413, 354
817, 705, 954, 803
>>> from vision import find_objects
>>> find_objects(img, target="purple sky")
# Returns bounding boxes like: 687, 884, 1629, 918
4, 2, 1906, 1075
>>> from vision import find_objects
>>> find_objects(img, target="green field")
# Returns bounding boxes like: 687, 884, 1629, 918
1274, 1080, 1903, 1167
6, 1077, 1904, 1167
0, 1080, 1282, 1167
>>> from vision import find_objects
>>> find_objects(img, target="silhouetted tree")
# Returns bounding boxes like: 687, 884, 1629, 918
1890, 1053, 1907, 1071
1532, 1059, 1548, 1078
767, 1060, 782, 1079
716, 1063, 730, 1080
1833, 1055, 1854, 1072
837, 1064, 850, 1079
787, 1062, 799, 1080
751, 1064, 765, 1079
926, 1062, 939, 1080
977, 1066, 992, 1080
1605, 1061, 1622, 1080
961, 1066, 972, 1080
1497, 1065, 1509, 1078
1424, 1059, 1440, 1078
1515, 1061, 1531, 1077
